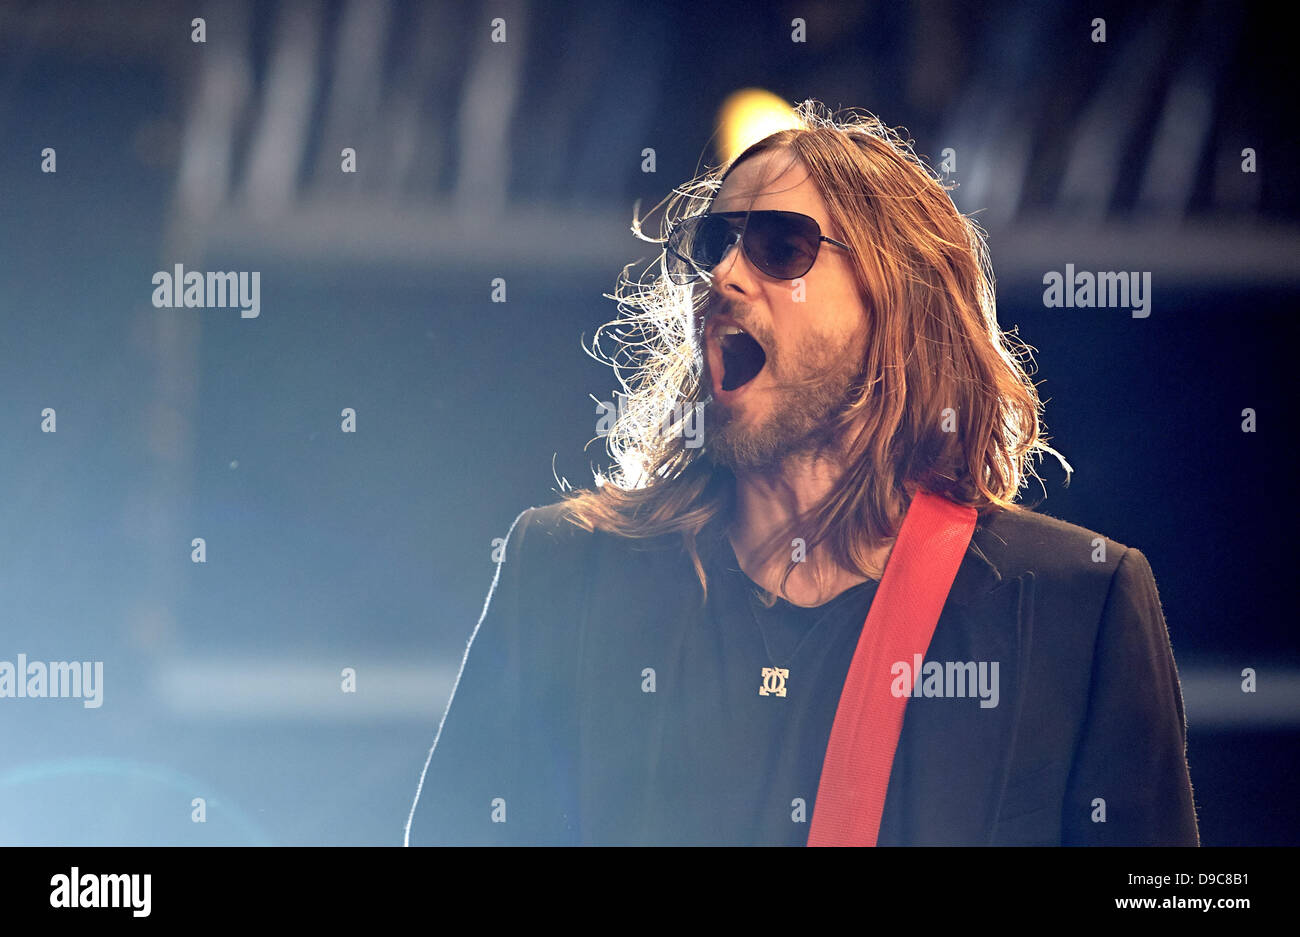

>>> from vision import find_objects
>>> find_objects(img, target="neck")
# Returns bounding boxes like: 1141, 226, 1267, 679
726, 447, 894, 608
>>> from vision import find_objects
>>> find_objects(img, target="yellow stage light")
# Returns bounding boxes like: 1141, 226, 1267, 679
715, 90, 801, 164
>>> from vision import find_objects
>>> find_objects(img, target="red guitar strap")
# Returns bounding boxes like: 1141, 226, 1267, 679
806, 490, 977, 846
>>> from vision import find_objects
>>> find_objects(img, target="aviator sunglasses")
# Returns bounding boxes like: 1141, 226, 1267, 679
664, 209, 850, 283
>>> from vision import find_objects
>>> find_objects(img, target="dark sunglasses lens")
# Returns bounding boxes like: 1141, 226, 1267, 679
746, 211, 819, 279
695, 214, 739, 267
667, 214, 738, 283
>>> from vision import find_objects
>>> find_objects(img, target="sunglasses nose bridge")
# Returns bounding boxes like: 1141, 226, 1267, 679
714, 224, 745, 271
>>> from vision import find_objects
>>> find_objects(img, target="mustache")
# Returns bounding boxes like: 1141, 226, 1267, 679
703, 294, 754, 330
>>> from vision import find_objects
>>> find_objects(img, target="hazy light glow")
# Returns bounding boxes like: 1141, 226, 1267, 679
716, 89, 801, 164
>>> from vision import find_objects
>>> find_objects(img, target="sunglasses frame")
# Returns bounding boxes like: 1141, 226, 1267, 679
664, 209, 851, 283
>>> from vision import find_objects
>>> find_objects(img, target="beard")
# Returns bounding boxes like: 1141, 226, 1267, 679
703, 318, 868, 475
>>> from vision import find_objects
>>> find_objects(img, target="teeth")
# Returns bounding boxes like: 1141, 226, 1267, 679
718, 325, 745, 336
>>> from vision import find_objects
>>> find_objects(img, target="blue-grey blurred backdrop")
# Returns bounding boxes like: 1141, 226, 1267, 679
0, 0, 1296, 845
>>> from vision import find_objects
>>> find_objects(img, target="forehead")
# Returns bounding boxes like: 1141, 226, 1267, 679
711, 148, 830, 226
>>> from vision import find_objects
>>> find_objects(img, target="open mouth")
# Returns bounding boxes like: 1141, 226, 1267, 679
717, 326, 767, 392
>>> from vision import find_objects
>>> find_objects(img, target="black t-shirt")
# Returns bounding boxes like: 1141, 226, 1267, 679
636, 533, 879, 844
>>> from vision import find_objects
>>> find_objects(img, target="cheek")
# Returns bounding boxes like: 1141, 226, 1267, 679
764, 279, 865, 362
797, 270, 861, 322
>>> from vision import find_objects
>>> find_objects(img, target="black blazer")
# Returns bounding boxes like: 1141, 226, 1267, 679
406, 499, 1200, 846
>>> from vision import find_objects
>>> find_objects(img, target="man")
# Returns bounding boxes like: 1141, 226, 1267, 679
405, 102, 1199, 846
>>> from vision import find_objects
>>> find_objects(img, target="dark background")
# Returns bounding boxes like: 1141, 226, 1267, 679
0, 0, 1295, 845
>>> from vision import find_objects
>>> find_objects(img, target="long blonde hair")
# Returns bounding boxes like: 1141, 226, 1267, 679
560, 100, 1066, 605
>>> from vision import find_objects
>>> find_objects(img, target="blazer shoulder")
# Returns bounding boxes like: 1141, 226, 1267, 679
506, 498, 611, 572
972, 504, 1138, 593
516, 498, 698, 587
519, 497, 681, 553
517, 500, 592, 542
514, 501, 582, 538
